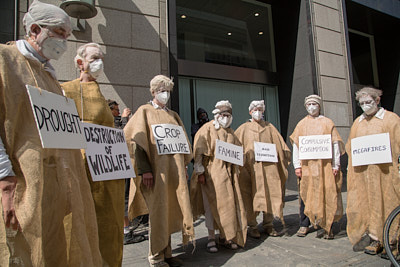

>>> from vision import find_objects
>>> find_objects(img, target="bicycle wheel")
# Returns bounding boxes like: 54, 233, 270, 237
383, 205, 400, 267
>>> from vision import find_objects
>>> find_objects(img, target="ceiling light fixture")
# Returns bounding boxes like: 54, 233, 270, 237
227, 32, 232, 36
254, 13, 260, 17
258, 31, 264, 35
181, 14, 187, 19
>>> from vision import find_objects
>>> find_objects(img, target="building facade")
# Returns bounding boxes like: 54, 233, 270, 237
1, 0, 399, 189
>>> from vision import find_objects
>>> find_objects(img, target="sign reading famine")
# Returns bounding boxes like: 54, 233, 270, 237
151, 124, 190, 155
83, 122, 135, 182
215, 139, 243, 166
26, 84, 86, 149
254, 142, 278, 162
299, 134, 332, 160
351, 133, 392, 167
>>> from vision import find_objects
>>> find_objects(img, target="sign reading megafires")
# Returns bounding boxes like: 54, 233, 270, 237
351, 133, 392, 166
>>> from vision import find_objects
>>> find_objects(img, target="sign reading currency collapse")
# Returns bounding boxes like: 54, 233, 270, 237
351, 133, 392, 166
26, 84, 86, 149
299, 134, 332, 160
215, 139, 243, 166
151, 124, 190, 155
83, 122, 135, 181
254, 141, 278, 162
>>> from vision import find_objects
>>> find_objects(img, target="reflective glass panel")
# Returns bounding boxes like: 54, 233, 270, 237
177, 0, 275, 71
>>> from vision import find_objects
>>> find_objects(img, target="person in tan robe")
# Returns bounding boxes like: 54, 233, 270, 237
61, 43, 125, 267
346, 87, 400, 255
190, 100, 247, 253
0, 2, 101, 266
124, 75, 194, 267
290, 95, 344, 239
235, 100, 291, 239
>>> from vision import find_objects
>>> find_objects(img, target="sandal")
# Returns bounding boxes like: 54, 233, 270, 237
206, 239, 218, 253
296, 226, 309, 237
219, 237, 238, 250
323, 231, 334, 240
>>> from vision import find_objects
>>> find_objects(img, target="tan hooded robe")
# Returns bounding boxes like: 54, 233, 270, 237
346, 109, 400, 244
124, 103, 194, 255
62, 78, 124, 267
235, 120, 291, 224
0, 44, 102, 266
290, 116, 344, 233
190, 121, 247, 246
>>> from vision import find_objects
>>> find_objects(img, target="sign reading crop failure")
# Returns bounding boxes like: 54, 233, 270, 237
351, 133, 392, 166
151, 124, 190, 155
215, 139, 243, 166
299, 134, 332, 160
83, 122, 135, 182
26, 85, 86, 149
254, 142, 278, 163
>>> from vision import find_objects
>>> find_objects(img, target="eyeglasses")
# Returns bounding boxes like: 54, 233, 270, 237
358, 100, 374, 106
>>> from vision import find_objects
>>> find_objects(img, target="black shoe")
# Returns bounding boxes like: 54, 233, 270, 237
124, 231, 146, 245
353, 235, 371, 252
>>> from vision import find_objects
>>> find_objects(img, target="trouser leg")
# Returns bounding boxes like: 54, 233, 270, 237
201, 187, 214, 231
262, 212, 274, 228
299, 198, 310, 227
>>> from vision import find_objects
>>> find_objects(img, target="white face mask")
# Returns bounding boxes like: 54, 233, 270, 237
306, 104, 320, 116
252, 110, 263, 121
156, 91, 170, 105
360, 99, 378, 115
37, 28, 67, 60
217, 115, 232, 128
88, 59, 103, 79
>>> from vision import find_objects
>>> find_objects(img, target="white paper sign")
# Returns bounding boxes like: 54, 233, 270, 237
299, 134, 332, 160
254, 142, 278, 162
26, 85, 86, 149
151, 124, 190, 155
351, 133, 392, 166
215, 139, 243, 166
83, 123, 136, 182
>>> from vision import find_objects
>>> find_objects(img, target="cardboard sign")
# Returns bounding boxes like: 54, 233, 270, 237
254, 142, 278, 163
151, 124, 190, 155
351, 133, 392, 166
215, 139, 243, 166
299, 134, 332, 160
83, 123, 135, 182
26, 85, 86, 149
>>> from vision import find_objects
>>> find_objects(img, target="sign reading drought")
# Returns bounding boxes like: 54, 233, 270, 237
215, 139, 243, 166
151, 124, 190, 155
351, 133, 392, 166
83, 122, 135, 181
254, 142, 278, 162
299, 134, 332, 160
26, 84, 86, 149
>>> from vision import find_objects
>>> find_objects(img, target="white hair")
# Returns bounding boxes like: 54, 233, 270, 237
355, 87, 382, 101
248, 100, 265, 112
149, 75, 174, 94
74, 43, 103, 69
23, 0, 71, 36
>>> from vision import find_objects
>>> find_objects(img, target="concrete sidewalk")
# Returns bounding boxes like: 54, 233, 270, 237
123, 190, 391, 266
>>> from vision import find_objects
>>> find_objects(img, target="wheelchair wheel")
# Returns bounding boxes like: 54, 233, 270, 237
384, 205, 400, 267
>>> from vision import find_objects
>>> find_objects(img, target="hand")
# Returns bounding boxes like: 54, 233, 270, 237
142, 172, 154, 188
332, 169, 339, 177
121, 108, 131, 118
295, 168, 302, 178
198, 174, 206, 185
0, 176, 19, 230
